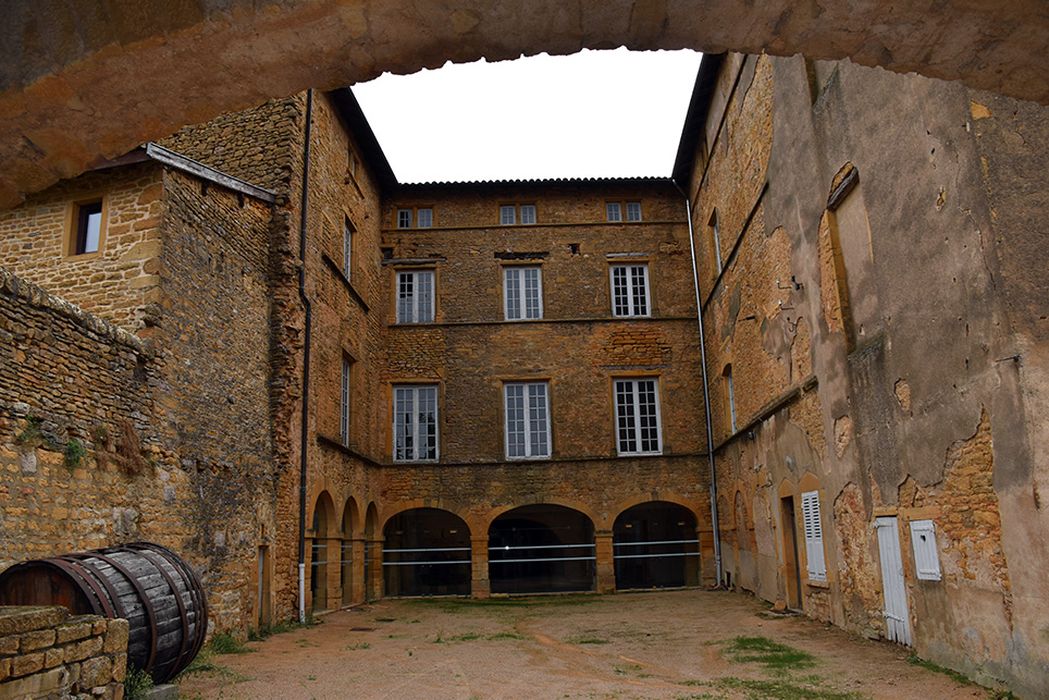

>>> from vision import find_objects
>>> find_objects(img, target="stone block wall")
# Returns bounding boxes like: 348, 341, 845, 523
0, 162, 163, 333
0, 606, 127, 700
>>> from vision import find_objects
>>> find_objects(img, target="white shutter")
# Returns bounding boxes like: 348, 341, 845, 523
800, 491, 827, 581
909, 520, 941, 581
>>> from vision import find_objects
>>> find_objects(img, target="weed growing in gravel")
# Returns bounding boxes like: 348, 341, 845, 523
566, 634, 610, 645
716, 676, 861, 700
906, 654, 974, 686
209, 632, 252, 655
724, 636, 815, 670
345, 642, 371, 650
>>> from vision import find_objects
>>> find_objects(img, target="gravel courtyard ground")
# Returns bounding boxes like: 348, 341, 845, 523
176, 589, 994, 699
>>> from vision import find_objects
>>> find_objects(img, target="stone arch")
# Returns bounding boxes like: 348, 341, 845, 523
612, 500, 700, 590
603, 493, 701, 532
379, 499, 470, 532
488, 503, 596, 594
382, 507, 472, 597
481, 497, 598, 534
3, 3, 1044, 208
309, 491, 337, 612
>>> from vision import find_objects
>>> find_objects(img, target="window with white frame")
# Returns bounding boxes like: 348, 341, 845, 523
504, 382, 550, 459
610, 264, 650, 317
500, 205, 516, 225
393, 385, 438, 462
395, 270, 435, 324
500, 204, 536, 225
626, 202, 642, 222
606, 202, 622, 222
909, 519, 941, 581
397, 209, 412, 228
342, 220, 353, 279
520, 204, 537, 224
416, 208, 433, 228
504, 267, 543, 320
340, 357, 351, 446
800, 490, 827, 581
614, 378, 662, 455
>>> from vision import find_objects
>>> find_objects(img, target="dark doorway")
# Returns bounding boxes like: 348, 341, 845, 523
383, 508, 471, 596
780, 496, 803, 609
488, 504, 595, 594
613, 501, 699, 590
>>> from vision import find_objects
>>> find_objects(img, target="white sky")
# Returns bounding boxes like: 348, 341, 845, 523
353, 48, 702, 183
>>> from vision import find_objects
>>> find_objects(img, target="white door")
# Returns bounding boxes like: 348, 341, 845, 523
875, 517, 912, 646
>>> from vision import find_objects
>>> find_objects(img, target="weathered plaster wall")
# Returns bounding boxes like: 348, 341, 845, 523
689, 50, 1049, 696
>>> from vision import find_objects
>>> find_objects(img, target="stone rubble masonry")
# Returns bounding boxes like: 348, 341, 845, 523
0, 606, 126, 699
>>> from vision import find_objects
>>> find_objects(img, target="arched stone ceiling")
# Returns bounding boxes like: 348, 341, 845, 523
2, 0, 1047, 207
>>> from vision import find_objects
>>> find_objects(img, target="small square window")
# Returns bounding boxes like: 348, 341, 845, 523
397, 209, 412, 228
626, 202, 642, 222
417, 208, 433, 228
73, 200, 103, 255
606, 203, 622, 222
520, 205, 537, 225
500, 205, 516, 226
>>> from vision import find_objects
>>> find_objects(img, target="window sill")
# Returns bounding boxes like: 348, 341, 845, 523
616, 451, 663, 458
805, 578, 830, 589
321, 252, 370, 313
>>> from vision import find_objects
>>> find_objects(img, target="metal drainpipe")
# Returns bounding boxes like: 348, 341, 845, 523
676, 184, 723, 586
297, 89, 314, 623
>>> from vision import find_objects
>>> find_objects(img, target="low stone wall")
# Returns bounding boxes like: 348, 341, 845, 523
0, 606, 127, 699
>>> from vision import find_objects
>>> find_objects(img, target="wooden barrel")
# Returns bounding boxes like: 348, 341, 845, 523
0, 542, 207, 683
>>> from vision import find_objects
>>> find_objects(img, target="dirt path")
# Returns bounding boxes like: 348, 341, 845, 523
177, 590, 991, 699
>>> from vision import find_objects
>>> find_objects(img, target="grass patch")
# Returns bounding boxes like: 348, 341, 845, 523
345, 642, 371, 650
906, 655, 975, 686
176, 648, 251, 683
724, 636, 815, 670
295, 637, 318, 648
208, 632, 252, 655
410, 594, 603, 612
716, 676, 860, 700
123, 666, 154, 700
433, 631, 482, 643
566, 634, 610, 645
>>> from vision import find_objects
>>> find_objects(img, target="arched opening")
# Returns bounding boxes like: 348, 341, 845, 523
613, 501, 699, 590
488, 504, 595, 594
309, 492, 336, 612
341, 498, 358, 606
383, 508, 471, 597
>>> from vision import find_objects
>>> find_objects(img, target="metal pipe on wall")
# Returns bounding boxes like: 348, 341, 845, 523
297, 88, 314, 623
677, 187, 723, 586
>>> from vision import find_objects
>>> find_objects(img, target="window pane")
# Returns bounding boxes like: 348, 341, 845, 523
341, 359, 351, 445
505, 384, 526, 457
615, 380, 637, 453
394, 387, 414, 460
626, 202, 642, 221
520, 205, 536, 224
84, 211, 102, 253
606, 202, 622, 222
630, 265, 648, 316
397, 209, 412, 228
500, 205, 516, 225
417, 271, 434, 322
417, 208, 433, 228
528, 383, 549, 457
505, 268, 521, 320
612, 266, 629, 316
637, 379, 659, 452
419, 386, 438, 460
397, 272, 414, 323
524, 268, 541, 319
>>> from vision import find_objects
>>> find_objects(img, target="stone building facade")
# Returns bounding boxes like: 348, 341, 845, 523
0, 49, 1047, 697
678, 53, 1049, 697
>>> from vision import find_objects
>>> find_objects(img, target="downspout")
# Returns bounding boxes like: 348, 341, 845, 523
297, 89, 314, 623
675, 183, 723, 587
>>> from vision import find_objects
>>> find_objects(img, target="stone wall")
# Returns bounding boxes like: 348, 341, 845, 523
0, 606, 127, 700
0, 162, 163, 333
688, 51, 1049, 696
